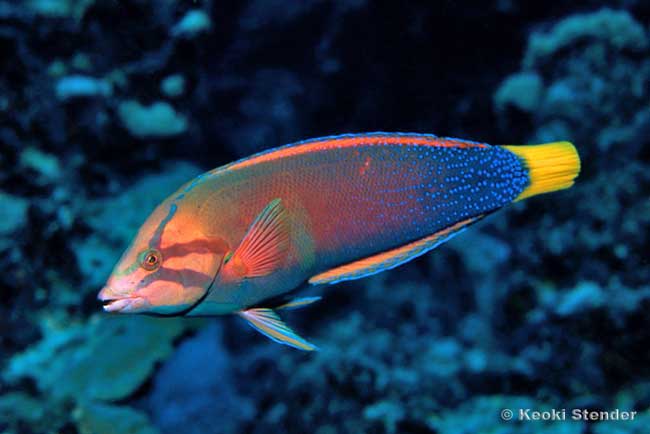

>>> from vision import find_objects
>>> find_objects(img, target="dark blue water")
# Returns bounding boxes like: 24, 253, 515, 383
1, 1, 649, 433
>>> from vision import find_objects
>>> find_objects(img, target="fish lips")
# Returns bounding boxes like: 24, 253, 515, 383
98, 287, 149, 313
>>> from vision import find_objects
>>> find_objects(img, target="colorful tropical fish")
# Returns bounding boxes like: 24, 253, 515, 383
98, 133, 580, 350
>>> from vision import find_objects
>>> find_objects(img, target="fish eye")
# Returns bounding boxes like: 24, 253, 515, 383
141, 249, 162, 271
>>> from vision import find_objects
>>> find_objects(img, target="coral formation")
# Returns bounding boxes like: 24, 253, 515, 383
55, 75, 113, 101
171, 9, 212, 38
117, 100, 188, 139
5, 316, 187, 401
160, 74, 185, 98
74, 402, 159, 434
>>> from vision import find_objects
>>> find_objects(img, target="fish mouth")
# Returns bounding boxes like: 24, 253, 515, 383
98, 287, 147, 313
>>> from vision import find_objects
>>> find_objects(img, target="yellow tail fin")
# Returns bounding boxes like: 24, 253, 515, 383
503, 141, 581, 201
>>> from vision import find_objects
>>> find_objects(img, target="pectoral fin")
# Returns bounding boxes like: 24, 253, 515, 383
309, 216, 483, 285
238, 308, 318, 351
226, 199, 290, 279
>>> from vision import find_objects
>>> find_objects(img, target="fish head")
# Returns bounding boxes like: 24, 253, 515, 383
98, 202, 228, 315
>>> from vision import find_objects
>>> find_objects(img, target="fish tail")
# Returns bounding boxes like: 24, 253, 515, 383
503, 141, 581, 201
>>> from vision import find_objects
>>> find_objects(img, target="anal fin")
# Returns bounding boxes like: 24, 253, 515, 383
238, 308, 318, 351
309, 216, 483, 285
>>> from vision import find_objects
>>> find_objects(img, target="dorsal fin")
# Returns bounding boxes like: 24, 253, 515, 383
309, 216, 482, 285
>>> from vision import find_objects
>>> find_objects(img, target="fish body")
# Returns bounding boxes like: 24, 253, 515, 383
98, 133, 580, 350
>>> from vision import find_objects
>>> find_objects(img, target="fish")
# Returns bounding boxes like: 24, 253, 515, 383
97, 132, 581, 351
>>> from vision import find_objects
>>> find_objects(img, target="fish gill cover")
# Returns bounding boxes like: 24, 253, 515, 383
0, 1, 649, 434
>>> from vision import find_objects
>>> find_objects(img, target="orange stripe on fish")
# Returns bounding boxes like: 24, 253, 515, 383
228, 133, 488, 171
309, 216, 482, 285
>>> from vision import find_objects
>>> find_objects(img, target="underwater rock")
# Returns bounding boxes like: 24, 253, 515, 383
0, 391, 68, 434
4, 315, 186, 401
363, 401, 405, 434
495, 8, 650, 154
593, 413, 650, 434
448, 228, 511, 275
74, 402, 159, 434
147, 323, 254, 434
539, 279, 650, 320
19, 147, 62, 185
427, 396, 585, 434
493, 72, 543, 114
171, 10, 212, 38
591, 385, 650, 433
0, 192, 28, 237
554, 281, 605, 317
523, 8, 647, 68
24, 0, 95, 21
117, 100, 188, 138
0, 392, 44, 424
55, 75, 112, 100
160, 74, 185, 98
446, 225, 512, 330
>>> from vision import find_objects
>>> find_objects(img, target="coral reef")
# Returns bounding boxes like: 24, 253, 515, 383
5, 316, 186, 401
1, 1, 649, 434
2, 315, 189, 433
74, 402, 159, 434
117, 100, 188, 139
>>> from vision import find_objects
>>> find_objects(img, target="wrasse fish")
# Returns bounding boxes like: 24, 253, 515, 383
98, 133, 580, 350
